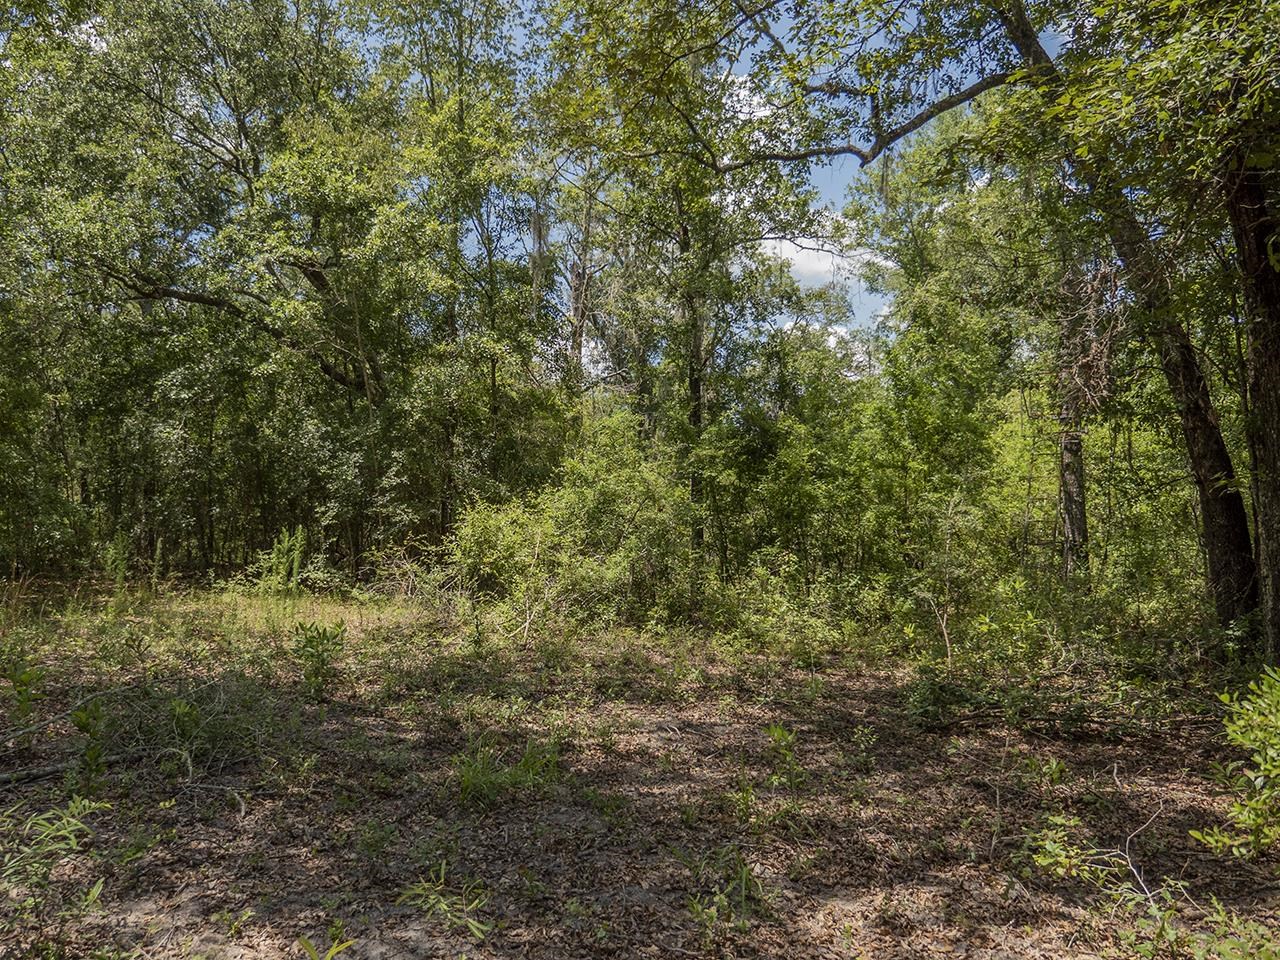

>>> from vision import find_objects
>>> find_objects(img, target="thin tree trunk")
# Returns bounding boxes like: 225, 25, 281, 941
1056, 301, 1090, 582
1226, 159, 1280, 659
1058, 422, 1088, 579
674, 190, 705, 559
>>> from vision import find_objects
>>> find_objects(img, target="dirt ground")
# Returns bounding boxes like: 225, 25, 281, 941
2, 596, 1278, 959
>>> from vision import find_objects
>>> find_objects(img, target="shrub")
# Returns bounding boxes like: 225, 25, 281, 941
1192, 667, 1280, 858
453, 414, 693, 623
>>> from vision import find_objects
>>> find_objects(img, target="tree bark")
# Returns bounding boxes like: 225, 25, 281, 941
1226, 160, 1280, 658
1058, 422, 1088, 579
1154, 320, 1259, 628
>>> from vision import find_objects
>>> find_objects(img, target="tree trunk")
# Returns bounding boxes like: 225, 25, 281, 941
687, 289, 705, 554
1226, 159, 1280, 659
674, 190, 705, 558
1056, 304, 1090, 582
1154, 319, 1259, 629
1058, 421, 1088, 579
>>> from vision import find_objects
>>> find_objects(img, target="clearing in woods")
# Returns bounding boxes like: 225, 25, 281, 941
1, 590, 1274, 959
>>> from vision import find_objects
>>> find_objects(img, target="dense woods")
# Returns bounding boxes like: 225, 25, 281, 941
2, 0, 1280, 957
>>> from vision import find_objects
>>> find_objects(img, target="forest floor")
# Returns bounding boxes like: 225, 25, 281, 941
2, 589, 1278, 959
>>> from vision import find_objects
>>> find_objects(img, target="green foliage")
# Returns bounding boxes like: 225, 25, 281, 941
764, 723, 806, 789
297, 935, 356, 960
1191, 668, 1280, 857
258, 526, 308, 595
1024, 811, 1280, 959
71, 700, 107, 795
452, 737, 562, 810
0, 798, 109, 927
398, 860, 493, 940
3, 654, 44, 725
292, 621, 346, 702
679, 844, 771, 940
453, 413, 694, 623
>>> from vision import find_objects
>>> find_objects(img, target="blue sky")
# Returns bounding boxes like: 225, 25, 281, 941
768, 155, 890, 327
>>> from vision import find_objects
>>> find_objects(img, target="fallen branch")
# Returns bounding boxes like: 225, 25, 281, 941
0, 753, 132, 787
0, 682, 143, 755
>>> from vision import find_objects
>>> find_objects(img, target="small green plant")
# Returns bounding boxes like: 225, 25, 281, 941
3, 656, 44, 725
679, 844, 770, 942
0, 798, 109, 925
1021, 813, 1117, 887
214, 906, 255, 938
1192, 667, 1280, 858
453, 737, 561, 810
726, 776, 757, 826
398, 860, 493, 940
292, 621, 345, 702
1024, 812, 1280, 958
846, 723, 877, 774
296, 934, 355, 960
355, 819, 397, 860
1016, 753, 1070, 791
764, 723, 805, 788
71, 699, 108, 794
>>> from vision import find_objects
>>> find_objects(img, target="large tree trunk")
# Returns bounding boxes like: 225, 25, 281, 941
1000, 0, 1258, 633
1226, 160, 1280, 659
1154, 320, 1259, 628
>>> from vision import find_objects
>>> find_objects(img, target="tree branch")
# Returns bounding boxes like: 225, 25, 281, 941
709, 71, 1010, 174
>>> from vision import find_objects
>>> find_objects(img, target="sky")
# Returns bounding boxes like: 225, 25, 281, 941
767, 155, 891, 327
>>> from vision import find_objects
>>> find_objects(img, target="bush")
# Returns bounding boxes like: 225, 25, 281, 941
1192, 667, 1280, 858
453, 414, 693, 623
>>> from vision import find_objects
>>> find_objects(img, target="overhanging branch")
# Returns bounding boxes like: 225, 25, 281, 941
709, 71, 1011, 174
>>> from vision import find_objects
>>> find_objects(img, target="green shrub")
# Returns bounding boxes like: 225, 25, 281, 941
292, 621, 346, 702
453, 414, 693, 623
1192, 667, 1280, 857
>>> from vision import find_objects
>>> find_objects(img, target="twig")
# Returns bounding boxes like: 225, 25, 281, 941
0, 752, 134, 786
0, 682, 142, 754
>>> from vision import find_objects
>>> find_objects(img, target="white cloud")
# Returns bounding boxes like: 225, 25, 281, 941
762, 238, 891, 288
763, 238, 846, 285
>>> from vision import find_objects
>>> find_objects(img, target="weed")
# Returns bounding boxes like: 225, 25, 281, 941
0, 798, 109, 927
679, 844, 771, 941
355, 820, 398, 860
580, 787, 631, 827
214, 907, 255, 939
845, 723, 877, 774
292, 621, 345, 702
297, 935, 355, 960
764, 723, 805, 789
398, 860, 493, 940
71, 699, 107, 794
1016, 753, 1069, 791
453, 737, 561, 810
3, 655, 44, 725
